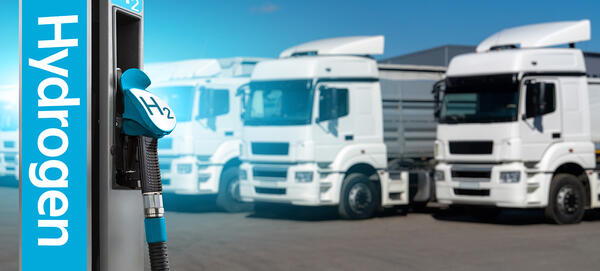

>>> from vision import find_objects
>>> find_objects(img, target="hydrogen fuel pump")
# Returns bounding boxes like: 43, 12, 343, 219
118, 68, 176, 270
20, 0, 174, 270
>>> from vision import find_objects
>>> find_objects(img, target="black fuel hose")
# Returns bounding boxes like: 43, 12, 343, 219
138, 136, 170, 271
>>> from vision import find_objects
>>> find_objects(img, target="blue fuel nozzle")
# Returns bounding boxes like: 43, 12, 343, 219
119, 68, 174, 270
120, 68, 176, 138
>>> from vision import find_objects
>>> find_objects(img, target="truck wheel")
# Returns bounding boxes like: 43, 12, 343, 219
339, 173, 378, 219
545, 174, 585, 224
217, 167, 252, 213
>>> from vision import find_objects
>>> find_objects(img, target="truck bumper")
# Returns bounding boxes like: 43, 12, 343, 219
239, 162, 342, 206
161, 156, 221, 195
435, 162, 548, 208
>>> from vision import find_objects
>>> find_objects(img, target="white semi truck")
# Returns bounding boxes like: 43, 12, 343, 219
239, 36, 445, 219
0, 85, 19, 184
147, 58, 265, 212
435, 20, 600, 224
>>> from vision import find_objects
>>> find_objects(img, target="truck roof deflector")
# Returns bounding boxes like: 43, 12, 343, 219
279, 36, 385, 58
476, 19, 591, 53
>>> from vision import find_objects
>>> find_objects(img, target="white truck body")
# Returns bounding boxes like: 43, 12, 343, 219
239, 36, 445, 218
435, 20, 600, 224
147, 58, 265, 211
0, 85, 19, 183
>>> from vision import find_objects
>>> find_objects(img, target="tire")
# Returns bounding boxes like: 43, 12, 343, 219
216, 167, 253, 213
338, 173, 379, 219
545, 174, 585, 225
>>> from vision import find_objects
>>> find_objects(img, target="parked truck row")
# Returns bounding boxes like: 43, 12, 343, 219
238, 19, 600, 224
5, 20, 596, 224
145, 41, 446, 214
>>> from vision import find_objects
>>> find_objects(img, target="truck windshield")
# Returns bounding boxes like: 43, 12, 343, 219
151, 86, 195, 122
245, 80, 314, 126
439, 74, 520, 124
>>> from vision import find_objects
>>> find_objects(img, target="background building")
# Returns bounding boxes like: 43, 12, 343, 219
381, 44, 600, 77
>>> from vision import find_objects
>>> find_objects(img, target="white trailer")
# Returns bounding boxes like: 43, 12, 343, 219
239, 36, 445, 219
435, 20, 600, 224
147, 58, 266, 212
0, 85, 18, 184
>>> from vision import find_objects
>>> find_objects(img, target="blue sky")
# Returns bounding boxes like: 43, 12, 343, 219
2, 0, 599, 85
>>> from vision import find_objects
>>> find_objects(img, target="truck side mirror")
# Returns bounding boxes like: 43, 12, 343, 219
432, 80, 445, 119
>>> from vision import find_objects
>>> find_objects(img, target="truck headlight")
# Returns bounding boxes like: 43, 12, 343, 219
499, 171, 520, 183
434, 170, 445, 182
295, 171, 313, 183
239, 169, 247, 180
177, 163, 193, 174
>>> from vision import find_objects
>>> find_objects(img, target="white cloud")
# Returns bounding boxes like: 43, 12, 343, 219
251, 3, 280, 14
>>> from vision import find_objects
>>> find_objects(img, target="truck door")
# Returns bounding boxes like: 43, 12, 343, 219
195, 86, 231, 154
519, 78, 562, 161
313, 83, 354, 162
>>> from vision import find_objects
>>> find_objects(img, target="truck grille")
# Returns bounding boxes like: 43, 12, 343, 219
449, 141, 493, 155
4, 154, 16, 163
253, 167, 287, 182
451, 166, 492, 182
454, 189, 490, 196
255, 187, 286, 195
452, 170, 491, 179
251, 142, 289, 155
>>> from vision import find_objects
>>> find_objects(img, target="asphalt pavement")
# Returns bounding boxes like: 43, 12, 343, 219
2, 186, 600, 270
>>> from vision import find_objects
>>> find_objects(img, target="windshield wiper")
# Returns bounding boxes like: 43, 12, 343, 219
442, 115, 465, 123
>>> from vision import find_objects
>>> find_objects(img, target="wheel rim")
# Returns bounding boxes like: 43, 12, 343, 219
228, 178, 243, 203
556, 185, 580, 215
348, 183, 373, 214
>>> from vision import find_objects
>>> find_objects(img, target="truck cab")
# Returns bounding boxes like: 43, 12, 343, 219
435, 20, 600, 224
239, 36, 423, 219
148, 58, 265, 212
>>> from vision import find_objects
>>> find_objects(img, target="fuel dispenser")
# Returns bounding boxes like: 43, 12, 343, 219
20, 0, 174, 270
119, 68, 176, 270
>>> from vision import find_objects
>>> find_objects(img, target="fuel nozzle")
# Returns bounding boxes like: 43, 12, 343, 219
120, 68, 176, 271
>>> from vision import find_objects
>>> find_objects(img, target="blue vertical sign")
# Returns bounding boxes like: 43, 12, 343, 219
21, 0, 89, 270
112, 0, 144, 14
